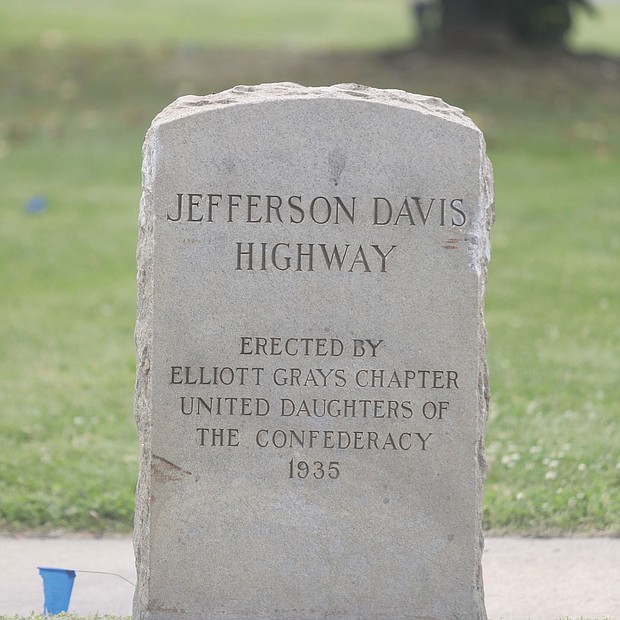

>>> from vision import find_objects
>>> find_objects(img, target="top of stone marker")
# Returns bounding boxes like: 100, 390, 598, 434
142, 82, 494, 277
149, 82, 480, 132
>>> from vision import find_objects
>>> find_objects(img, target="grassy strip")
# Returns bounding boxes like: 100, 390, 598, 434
0, 1, 618, 54
570, 5, 620, 55
0, 0, 412, 52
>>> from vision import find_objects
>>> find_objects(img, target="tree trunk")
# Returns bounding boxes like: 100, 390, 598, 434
438, 0, 514, 50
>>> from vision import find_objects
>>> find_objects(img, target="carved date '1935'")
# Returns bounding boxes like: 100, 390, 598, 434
289, 459, 340, 480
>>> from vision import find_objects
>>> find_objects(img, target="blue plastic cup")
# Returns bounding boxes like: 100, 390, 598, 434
38, 567, 76, 614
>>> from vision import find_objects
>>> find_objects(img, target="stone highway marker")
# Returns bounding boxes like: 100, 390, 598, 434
134, 83, 494, 619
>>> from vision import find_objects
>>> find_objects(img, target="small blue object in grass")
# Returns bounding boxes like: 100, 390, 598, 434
38, 567, 76, 615
24, 195, 47, 214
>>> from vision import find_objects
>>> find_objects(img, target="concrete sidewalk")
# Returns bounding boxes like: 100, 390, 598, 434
0, 536, 618, 619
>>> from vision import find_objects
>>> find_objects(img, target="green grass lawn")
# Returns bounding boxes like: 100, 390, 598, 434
571, 4, 620, 55
0, 3, 619, 535
1, 0, 619, 55
0, 0, 413, 52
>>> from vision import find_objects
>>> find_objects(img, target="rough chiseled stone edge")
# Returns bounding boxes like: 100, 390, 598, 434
134, 82, 495, 620
133, 127, 156, 619
149, 82, 478, 131
474, 138, 495, 620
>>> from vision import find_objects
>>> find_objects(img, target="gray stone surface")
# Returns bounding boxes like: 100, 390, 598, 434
134, 82, 494, 619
